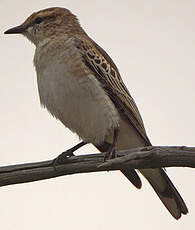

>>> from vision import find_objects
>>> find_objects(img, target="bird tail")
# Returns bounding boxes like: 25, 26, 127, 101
95, 142, 188, 219
139, 168, 188, 219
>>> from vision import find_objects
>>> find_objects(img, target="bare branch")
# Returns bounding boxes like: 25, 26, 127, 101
0, 146, 195, 187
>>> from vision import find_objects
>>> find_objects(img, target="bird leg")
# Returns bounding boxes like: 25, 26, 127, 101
53, 141, 87, 167
104, 129, 119, 161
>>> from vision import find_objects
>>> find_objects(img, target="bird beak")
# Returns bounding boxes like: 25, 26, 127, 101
4, 24, 26, 34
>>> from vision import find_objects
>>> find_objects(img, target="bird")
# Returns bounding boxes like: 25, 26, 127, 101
4, 7, 188, 219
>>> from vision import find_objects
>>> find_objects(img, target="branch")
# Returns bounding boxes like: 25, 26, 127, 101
0, 146, 194, 187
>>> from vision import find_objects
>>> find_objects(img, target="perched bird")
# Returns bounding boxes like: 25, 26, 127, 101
4, 7, 188, 219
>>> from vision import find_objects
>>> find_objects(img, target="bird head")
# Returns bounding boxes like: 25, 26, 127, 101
4, 7, 82, 46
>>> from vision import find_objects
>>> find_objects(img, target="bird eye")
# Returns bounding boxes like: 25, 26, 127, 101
34, 17, 43, 24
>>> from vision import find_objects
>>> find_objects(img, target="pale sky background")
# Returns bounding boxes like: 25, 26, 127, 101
1, 0, 195, 229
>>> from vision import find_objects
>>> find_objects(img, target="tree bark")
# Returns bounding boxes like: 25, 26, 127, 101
0, 146, 194, 187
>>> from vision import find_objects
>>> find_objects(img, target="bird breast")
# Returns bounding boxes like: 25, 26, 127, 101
34, 41, 119, 144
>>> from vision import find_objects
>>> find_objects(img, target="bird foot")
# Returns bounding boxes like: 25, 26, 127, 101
104, 146, 117, 162
52, 150, 74, 170
52, 141, 87, 170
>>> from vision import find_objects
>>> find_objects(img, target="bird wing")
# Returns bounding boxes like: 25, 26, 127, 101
74, 37, 189, 219
75, 37, 151, 145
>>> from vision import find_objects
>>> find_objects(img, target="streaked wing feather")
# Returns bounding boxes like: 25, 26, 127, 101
75, 37, 151, 145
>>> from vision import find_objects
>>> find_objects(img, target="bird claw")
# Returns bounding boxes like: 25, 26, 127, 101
52, 141, 87, 170
104, 147, 117, 162
52, 150, 74, 170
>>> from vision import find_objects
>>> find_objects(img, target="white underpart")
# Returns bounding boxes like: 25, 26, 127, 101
34, 39, 119, 144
